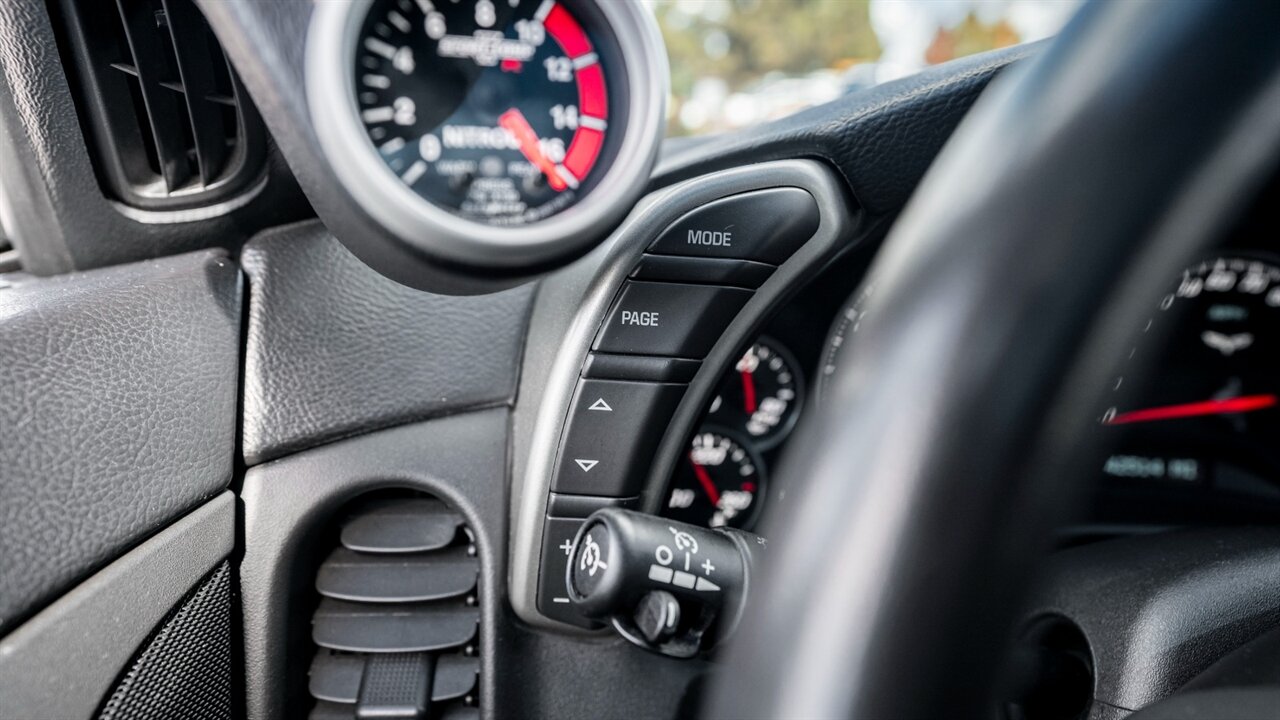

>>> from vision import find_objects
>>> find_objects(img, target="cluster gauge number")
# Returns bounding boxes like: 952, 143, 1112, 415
816, 284, 874, 402
665, 431, 766, 530
1101, 257, 1280, 489
705, 339, 803, 449
353, 0, 612, 225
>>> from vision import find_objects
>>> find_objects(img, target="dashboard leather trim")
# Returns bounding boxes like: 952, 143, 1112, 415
239, 221, 535, 465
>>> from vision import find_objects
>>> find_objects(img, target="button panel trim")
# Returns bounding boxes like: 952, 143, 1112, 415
581, 353, 702, 383
631, 255, 776, 288
510, 159, 858, 631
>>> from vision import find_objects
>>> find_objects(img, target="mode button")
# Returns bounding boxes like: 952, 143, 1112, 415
648, 187, 820, 264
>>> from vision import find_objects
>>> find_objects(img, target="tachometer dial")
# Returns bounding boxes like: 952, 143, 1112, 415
1100, 257, 1280, 488
664, 430, 766, 530
353, 0, 610, 224
705, 338, 803, 450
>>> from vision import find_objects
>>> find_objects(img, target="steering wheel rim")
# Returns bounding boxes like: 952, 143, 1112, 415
709, 2, 1280, 718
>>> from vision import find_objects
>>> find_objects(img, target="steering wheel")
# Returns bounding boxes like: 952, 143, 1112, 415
709, 2, 1280, 717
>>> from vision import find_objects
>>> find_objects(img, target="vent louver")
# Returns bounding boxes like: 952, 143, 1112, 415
308, 496, 481, 720
52, 0, 266, 210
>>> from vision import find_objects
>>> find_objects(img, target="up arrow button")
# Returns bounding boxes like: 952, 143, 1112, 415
553, 379, 688, 496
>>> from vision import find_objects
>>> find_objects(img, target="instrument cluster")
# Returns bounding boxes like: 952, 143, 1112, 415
664, 173, 1280, 536
660, 250, 869, 530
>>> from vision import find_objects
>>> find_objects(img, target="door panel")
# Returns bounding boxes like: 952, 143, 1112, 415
0, 249, 241, 632
0, 492, 234, 719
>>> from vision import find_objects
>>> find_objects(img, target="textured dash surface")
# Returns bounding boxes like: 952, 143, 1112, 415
0, 251, 241, 632
240, 221, 534, 465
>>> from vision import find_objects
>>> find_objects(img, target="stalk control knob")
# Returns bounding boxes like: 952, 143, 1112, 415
565, 508, 766, 657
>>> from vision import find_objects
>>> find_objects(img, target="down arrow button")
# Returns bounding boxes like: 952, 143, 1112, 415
553, 379, 687, 496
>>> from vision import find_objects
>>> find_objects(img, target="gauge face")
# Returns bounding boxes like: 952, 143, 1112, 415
1100, 257, 1280, 488
353, 0, 611, 225
705, 339, 804, 450
664, 430, 766, 529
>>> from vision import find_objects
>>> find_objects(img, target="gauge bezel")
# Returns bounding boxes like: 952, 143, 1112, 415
306, 0, 668, 273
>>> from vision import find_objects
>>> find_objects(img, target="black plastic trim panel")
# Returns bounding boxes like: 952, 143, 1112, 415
1027, 527, 1280, 714
0, 493, 234, 720
652, 42, 1042, 214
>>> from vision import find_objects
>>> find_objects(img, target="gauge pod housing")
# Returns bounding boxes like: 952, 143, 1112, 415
307, 0, 668, 293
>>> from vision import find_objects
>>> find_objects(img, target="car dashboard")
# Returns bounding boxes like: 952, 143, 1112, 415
3, 0, 1279, 718
658, 172, 1280, 545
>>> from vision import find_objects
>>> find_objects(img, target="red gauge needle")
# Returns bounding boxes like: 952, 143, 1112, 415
498, 108, 567, 192
690, 455, 721, 506
740, 369, 758, 414
1105, 394, 1278, 425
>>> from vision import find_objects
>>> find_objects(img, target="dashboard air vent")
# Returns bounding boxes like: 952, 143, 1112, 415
308, 495, 481, 720
51, 0, 266, 210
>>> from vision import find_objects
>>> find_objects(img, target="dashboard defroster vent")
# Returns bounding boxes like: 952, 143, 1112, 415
308, 496, 481, 720
52, 0, 266, 210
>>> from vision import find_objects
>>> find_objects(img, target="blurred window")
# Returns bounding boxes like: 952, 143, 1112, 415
650, 0, 1081, 137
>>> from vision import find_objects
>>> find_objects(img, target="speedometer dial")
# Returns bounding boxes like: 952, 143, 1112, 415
354, 0, 610, 224
1100, 257, 1280, 488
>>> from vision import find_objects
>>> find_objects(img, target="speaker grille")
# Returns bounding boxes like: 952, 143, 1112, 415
308, 496, 481, 720
97, 561, 233, 720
